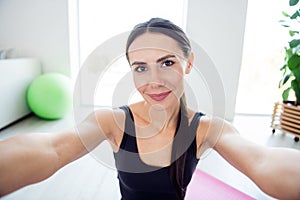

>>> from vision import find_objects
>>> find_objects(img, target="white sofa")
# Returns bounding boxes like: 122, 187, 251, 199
0, 58, 41, 129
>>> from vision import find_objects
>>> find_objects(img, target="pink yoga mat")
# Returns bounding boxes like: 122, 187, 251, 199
185, 169, 255, 200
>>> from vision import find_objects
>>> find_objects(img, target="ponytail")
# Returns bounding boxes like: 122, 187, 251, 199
170, 94, 189, 200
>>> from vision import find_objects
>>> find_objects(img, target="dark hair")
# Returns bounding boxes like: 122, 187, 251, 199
125, 17, 191, 200
126, 17, 191, 61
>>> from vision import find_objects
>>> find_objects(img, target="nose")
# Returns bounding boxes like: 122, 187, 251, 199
148, 67, 165, 88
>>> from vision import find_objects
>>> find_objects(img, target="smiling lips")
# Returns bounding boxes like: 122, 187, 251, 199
147, 91, 172, 101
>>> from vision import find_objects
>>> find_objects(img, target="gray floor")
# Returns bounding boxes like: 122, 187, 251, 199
0, 112, 299, 200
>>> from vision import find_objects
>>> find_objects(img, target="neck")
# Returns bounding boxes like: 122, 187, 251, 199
142, 101, 181, 136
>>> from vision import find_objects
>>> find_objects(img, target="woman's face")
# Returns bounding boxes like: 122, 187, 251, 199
127, 33, 193, 110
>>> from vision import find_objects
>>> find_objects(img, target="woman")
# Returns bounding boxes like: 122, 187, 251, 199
0, 18, 300, 200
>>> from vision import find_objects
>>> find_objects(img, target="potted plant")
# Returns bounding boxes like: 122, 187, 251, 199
272, 0, 300, 141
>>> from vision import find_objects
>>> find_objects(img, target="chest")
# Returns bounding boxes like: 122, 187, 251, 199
136, 134, 174, 167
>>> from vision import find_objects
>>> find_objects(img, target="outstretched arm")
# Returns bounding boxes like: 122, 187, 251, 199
0, 108, 117, 196
205, 118, 300, 200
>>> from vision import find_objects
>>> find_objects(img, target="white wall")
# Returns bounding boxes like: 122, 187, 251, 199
0, 0, 247, 120
186, 0, 248, 120
0, 59, 41, 129
0, 0, 71, 76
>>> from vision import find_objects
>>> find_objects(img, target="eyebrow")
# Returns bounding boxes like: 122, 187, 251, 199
130, 54, 177, 66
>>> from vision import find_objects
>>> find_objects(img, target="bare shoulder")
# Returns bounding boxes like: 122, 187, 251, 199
73, 107, 124, 139
195, 115, 237, 157
52, 107, 126, 165
93, 107, 125, 135
93, 107, 126, 148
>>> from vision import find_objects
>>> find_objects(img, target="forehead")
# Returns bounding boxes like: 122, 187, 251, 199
127, 33, 183, 61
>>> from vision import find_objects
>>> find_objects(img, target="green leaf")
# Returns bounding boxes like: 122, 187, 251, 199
291, 79, 300, 102
282, 11, 290, 17
290, 0, 299, 6
285, 48, 293, 61
279, 72, 291, 88
293, 67, 300, 80
284, 66, 287, 75
282, 87, 292, 100
281, 24, 290, 27
291, 10, 299, 19
282, 73, 291, 86
289, 30, 299, 36
289, 39, 300, 48
280, 64, 287, 71
278, 80, 282, 89
287, 54, 300, 70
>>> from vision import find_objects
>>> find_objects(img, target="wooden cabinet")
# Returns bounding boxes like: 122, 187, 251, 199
271, 102, 300, 142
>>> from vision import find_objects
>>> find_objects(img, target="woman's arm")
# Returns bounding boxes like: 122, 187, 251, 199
0, 108, 118, 197
204, 117, 300, 200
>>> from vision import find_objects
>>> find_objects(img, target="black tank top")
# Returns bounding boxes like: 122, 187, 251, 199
113, 105, 204, 200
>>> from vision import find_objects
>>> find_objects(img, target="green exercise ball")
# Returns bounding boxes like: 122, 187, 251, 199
27, 73, 73, 120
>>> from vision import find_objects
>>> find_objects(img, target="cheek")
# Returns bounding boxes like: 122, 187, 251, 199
133, 74, 148, 90
171, 78, 184, 96
167, 70, 185, 98
132, 72, 149, 94
165, 69, 184, 88
135, 84, 148, 99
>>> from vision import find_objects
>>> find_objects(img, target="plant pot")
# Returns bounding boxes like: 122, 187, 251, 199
271, 101, 300, 142
282, 100, 300, 106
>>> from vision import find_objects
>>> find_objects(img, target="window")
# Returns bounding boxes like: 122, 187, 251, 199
235, 0, 293, 115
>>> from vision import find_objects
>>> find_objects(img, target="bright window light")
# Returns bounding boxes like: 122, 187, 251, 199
235, 0, 293, 115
